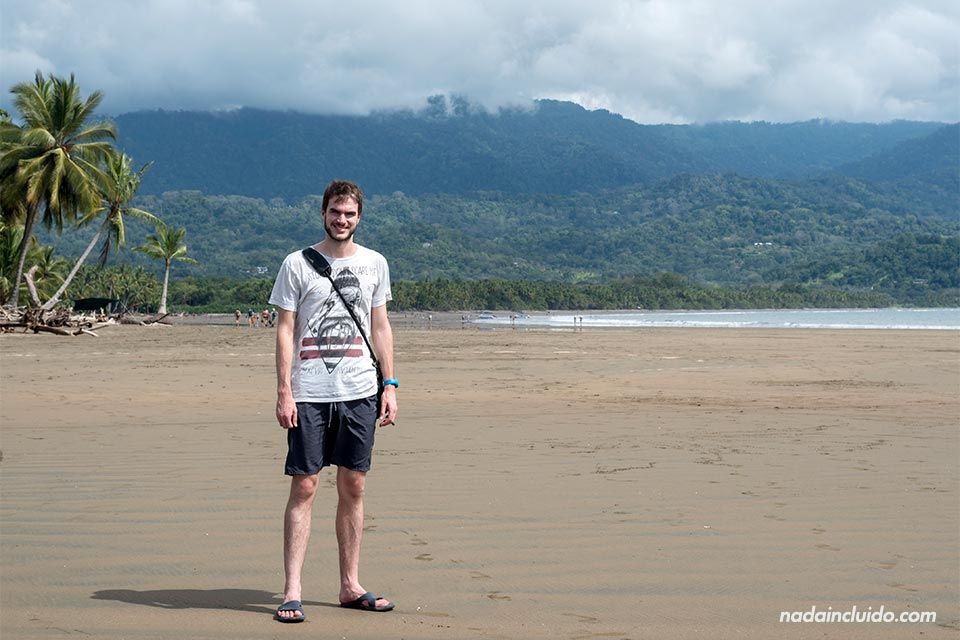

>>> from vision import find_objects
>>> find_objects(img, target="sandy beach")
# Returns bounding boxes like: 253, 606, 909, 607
1, 324, 957, 639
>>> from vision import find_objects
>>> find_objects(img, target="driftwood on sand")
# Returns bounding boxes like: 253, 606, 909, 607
122, 312, 171, 327
1, 306, 114, 336
0, 306, 172, 337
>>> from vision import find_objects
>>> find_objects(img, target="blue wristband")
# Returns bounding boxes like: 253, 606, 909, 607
383, 378, 399, 388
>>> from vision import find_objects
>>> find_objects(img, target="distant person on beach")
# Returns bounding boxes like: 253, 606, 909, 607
234, 309, 241, 327
261, 308, 270, 327
270, 180, 398, 622
247, 308, 255, 327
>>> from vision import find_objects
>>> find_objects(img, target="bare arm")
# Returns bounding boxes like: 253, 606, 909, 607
371, 303, 397, 426
275, 308, 298, 429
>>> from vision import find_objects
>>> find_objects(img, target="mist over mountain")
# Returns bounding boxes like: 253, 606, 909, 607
115, 99, 950, 200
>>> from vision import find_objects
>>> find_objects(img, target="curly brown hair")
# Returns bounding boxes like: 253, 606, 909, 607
322, 180, 364, 215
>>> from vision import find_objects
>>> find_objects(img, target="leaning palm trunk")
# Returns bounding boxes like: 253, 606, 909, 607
158, 259, 171, 314
41, 217, 109, 310
23, 265, 42, 306
6, 202, 39, 307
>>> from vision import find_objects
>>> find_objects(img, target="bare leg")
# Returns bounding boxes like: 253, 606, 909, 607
336, 467, 391, 609
280, 474, 319, 620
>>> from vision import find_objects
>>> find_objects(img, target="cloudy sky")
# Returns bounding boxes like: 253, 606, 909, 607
1, 0, 957, 123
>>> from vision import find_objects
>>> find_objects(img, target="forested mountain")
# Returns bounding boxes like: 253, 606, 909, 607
113, 100, 948, 199
839, 123, 959, 182
29, 101, 957, 307
659, 119, 952, 181
41, 173, 959, 304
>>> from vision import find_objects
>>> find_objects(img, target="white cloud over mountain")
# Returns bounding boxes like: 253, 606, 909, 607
1, 0, 956, 122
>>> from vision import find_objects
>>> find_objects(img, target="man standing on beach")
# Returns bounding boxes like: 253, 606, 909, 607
269, 180, 398, 622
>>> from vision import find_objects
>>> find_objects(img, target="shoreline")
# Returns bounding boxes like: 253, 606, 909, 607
159, 307, 959, 331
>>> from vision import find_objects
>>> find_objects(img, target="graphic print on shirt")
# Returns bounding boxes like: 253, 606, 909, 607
299, 268, 365, 373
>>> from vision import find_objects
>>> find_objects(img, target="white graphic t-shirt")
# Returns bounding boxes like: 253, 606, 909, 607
269, 245, 392, 403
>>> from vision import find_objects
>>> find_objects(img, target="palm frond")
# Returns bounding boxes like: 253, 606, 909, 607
47, 153, 66, 214
124, 207, 160, 225
20, 127, 56, 147
78, 205, 107, 226
98, 232, 113, 267
70, 119, 117, 144
62, 90, 105, 140
11, 72, 53, 129
0, 120, 23, 147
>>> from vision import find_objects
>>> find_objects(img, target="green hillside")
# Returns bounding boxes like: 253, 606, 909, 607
839, 123, 959, 184
41, 173, 959, 305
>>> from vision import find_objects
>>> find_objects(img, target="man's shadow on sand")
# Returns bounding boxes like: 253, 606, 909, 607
91, 589, 335, 617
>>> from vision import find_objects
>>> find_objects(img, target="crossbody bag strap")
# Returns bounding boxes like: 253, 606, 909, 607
301, 247, 380, 368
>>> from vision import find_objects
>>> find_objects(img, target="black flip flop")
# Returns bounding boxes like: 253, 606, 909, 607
340, 592, 394, 612
274, 600, 305, 622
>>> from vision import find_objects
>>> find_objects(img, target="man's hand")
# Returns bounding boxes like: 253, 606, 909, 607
379, 386, 398, 426
277, 391, 298, 429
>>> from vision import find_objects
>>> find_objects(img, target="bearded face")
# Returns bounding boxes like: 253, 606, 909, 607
322, 196, 360, 244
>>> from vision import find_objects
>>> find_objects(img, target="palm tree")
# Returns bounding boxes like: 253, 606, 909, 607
0, 222, 27, 301
41, 152, 158, 310
27, 245, 69, 301
136, 222, 196, 314
0, 71, 115, 307
0, 222, 65, 303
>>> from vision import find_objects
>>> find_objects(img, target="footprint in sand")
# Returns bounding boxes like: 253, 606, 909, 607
470, 571, 491, 580
410, 536, 428, 546
562, 613, 599, 623
415, 553, 433, 561
888, 582, 919, 592
935, 619, 960, 631
815, 543, 840, 551
486, 592, 511, 601
875, 553, 905, 570
764, 514, 786, 521
811, 527, 826, 535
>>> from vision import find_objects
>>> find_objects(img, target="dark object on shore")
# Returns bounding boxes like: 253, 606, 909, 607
120, 312, 171, 326
73, 298, 124, 313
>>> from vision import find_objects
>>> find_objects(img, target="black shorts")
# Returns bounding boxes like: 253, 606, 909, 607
285, 395, 378, 475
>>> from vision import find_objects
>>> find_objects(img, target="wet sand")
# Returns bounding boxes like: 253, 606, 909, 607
1, 325, 957, 639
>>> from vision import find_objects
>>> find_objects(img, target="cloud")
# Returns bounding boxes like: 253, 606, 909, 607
0, 0, 956, 123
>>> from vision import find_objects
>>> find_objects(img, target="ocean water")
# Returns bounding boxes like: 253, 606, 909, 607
473, 308, 960, 330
